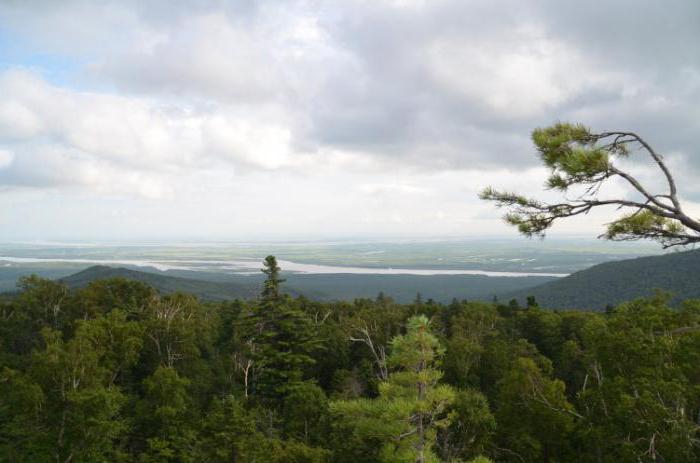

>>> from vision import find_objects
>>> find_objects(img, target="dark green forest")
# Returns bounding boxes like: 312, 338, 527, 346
2, 256, 700, 462
505, 249, 700, 310
55, 264, 555, 304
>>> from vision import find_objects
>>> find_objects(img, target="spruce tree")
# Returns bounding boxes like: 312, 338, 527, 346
253, 256, 318, 400
261, 255, 285, 304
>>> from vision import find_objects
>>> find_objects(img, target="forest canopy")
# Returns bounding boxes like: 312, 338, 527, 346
2, 257, 700, 462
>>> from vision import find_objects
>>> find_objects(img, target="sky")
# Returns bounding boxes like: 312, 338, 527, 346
0, 0, 699, 242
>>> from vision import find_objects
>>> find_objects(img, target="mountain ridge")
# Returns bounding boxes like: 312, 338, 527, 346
503, 248, 700, 310
55, 264, 555, 303
60, 265, 263, 301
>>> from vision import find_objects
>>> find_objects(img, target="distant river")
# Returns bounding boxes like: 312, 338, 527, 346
0, 256, 568, 278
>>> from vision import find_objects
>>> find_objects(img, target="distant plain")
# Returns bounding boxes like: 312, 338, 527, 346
0, 239, 658, 302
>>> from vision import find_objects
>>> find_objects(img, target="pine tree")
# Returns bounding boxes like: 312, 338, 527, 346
331, 315, 455, 463
480, 123, 700, 248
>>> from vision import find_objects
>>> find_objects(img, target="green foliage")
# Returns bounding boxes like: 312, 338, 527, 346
251, 300, 320, 398
195, 395, 267, 461
283, 382, 331, 445
331, 315, 456, 463
605, 209, 684, 242
196, 395, 329, 462
481, 122, 700, 247
63, 266, 259, 301
262, 255, 285, 303
532, 122, 610, 189
75, 277, 157, 318
0, 367, 47, 461
3, 270, 700, 462
506, 248, 700, 310
436, 388, 495, 461
249, 256, 321, 399
468, 457, 494, 463
4, 322, 130, 462
16, 274, 69, 331
137, 366, 197, 462
495, 357, 575, 461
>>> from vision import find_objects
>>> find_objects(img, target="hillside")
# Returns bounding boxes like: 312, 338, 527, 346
282, 273, 555, 303
55, 265, 557, 303
504, 248, 700, 310
60, 265, 262, 301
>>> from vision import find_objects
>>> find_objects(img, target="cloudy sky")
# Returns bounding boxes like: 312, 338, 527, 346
0, 0, 698, 242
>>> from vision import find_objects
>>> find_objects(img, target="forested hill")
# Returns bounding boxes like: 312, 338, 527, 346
56, 265, 557, 303
504, 248, 700, 310
60, 265, 263, 301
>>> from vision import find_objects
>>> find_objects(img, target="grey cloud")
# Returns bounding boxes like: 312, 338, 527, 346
536, 0, 700, 72
303, 0, 700, 170
1, 0, 699, 175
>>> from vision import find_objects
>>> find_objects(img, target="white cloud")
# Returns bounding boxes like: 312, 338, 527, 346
0, 70, 318, 197
358, 183, 431, 196
0, 149, 14, 169
202, 115, 296, 170
428, 26, 628, 117
0, 0, 698, 240
93, 12, 283, 102
0, 100, 43, 139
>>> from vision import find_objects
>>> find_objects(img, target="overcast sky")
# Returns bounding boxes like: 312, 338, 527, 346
0, 0, 698, 242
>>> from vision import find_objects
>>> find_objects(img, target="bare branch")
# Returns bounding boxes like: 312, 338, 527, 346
349, 322, 389, 380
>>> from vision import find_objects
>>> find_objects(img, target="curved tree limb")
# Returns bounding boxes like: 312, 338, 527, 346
480, 123, 700, 248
